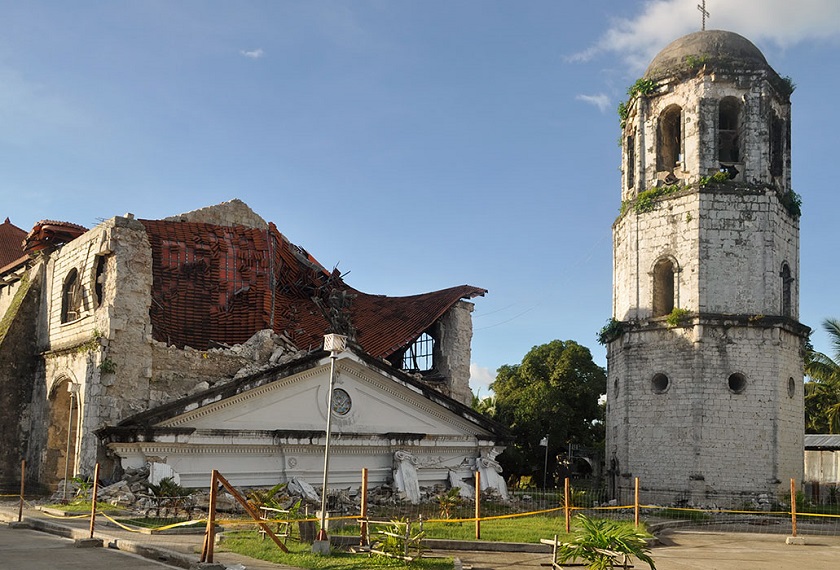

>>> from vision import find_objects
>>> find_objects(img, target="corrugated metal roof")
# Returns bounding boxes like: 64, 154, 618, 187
804, 434, 840, 449
140, 218, 485, 360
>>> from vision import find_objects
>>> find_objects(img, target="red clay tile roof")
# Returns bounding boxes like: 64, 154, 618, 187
22, 220, 88, 254
139, 219, 485, 359
0, 218, 27, 269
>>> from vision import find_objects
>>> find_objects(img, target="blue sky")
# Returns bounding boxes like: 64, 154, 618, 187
1, 1, 839, 394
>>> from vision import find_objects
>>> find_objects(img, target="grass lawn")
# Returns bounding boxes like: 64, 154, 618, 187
219, 531, 453, 570
333, 514, 643, 544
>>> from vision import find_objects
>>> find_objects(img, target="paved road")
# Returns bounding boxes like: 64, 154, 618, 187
5, 504, 840, 569
0, 523, 177, 570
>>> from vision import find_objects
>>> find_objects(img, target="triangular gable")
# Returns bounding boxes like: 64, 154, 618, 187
156, 353, 493, 438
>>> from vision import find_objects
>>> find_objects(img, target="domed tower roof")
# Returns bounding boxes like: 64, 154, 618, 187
644, 29, 776, 81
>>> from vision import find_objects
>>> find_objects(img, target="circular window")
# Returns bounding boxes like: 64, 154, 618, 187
332, 388, 352, 415
728, 373, 747, 394
787, 377, 796, 398
651, 373, 670, 394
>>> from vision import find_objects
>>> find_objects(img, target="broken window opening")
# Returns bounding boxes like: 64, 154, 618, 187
626, 133, 636, 189
657, 105, 682, 172
61, 269, 83, 323
781, 263, 793, 317
402, 332, 435, 373
770, 115, 784, 177
94, 256, 106, 308
718, 97, 741, 163
652, 258, 676, 318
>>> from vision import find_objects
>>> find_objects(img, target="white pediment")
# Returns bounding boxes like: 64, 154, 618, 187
156, 354, 491, 438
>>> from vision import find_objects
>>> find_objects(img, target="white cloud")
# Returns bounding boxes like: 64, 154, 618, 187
240, 48, 265, 59
572, 0, 840, 72
576, 93, 611, 113
469, 363, 496, 397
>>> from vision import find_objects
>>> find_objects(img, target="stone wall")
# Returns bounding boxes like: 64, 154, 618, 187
606, 321, 804, 503
434, 300, 475, 406
621, 70, 791, 196
39, 215, 154, 479
0, 269, 42, 492
610, 51, 803, 504
163, 198, 268, 229
614, 188, 799, 321
149, 343, 249, 406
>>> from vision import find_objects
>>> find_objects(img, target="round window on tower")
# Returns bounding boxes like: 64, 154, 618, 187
787, 377, 796, 398
651, 373, 670, 394
728, 373, 747, 394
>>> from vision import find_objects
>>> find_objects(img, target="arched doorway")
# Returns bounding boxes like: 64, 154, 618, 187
45, 379, 80, 495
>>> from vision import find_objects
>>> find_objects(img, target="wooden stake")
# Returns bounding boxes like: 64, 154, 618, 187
790, 478, 797, 538
89, 463, 100, 539
18, 459, 25, 522
475, 470, 481, 540
360, 468, 369, 546
201, 470, 218, 563
634, 477, 640, 528
564, 477, 571, 533
215, 471, 290, 553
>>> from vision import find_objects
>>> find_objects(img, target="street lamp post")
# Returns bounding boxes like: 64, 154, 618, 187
540, 435, 549, 493
313, 333, 347, 555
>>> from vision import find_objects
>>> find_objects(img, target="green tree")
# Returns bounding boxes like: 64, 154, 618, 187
471, 392, 497, 417
805, 318, 840, 433
491, 340, 606, 486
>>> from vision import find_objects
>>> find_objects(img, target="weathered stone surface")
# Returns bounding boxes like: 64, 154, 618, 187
608, 31, 805, 505
164, 198, 268, 229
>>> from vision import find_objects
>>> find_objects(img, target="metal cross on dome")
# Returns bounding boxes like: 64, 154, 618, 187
697, 1, 710, 31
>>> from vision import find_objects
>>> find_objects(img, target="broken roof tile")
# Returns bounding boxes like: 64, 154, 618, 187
139, 218, 485, 360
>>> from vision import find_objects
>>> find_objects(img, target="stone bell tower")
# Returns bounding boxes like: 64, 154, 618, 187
605, 30, 809, 504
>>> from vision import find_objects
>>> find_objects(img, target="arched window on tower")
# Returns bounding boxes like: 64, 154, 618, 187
781, 263, 793, 317
61, 269, 83, 323
718, 97, 741, 165
657, 105, 682, 172
652, 258, 676, 317
626, 131, 636, 189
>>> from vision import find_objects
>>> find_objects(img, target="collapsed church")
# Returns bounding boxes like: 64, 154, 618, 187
0, 200, 507, 497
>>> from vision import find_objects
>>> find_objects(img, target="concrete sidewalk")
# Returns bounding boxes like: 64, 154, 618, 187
4, 503, 840, 569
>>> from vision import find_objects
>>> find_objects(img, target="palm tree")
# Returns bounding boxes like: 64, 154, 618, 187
805, 318, 840, 433
554, 514, 656, 570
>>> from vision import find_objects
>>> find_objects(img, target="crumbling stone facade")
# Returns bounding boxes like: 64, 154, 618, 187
0, 201, 485, 491
607, 31, 808, 504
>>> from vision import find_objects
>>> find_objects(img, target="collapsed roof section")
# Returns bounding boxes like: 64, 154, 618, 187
139, 218, 486, 361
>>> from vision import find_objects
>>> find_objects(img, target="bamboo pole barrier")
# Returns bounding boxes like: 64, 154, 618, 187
790, 478, 797, 538
634, 477, 640, 528
89, 463, 100, 539
475, 470, 481, 540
